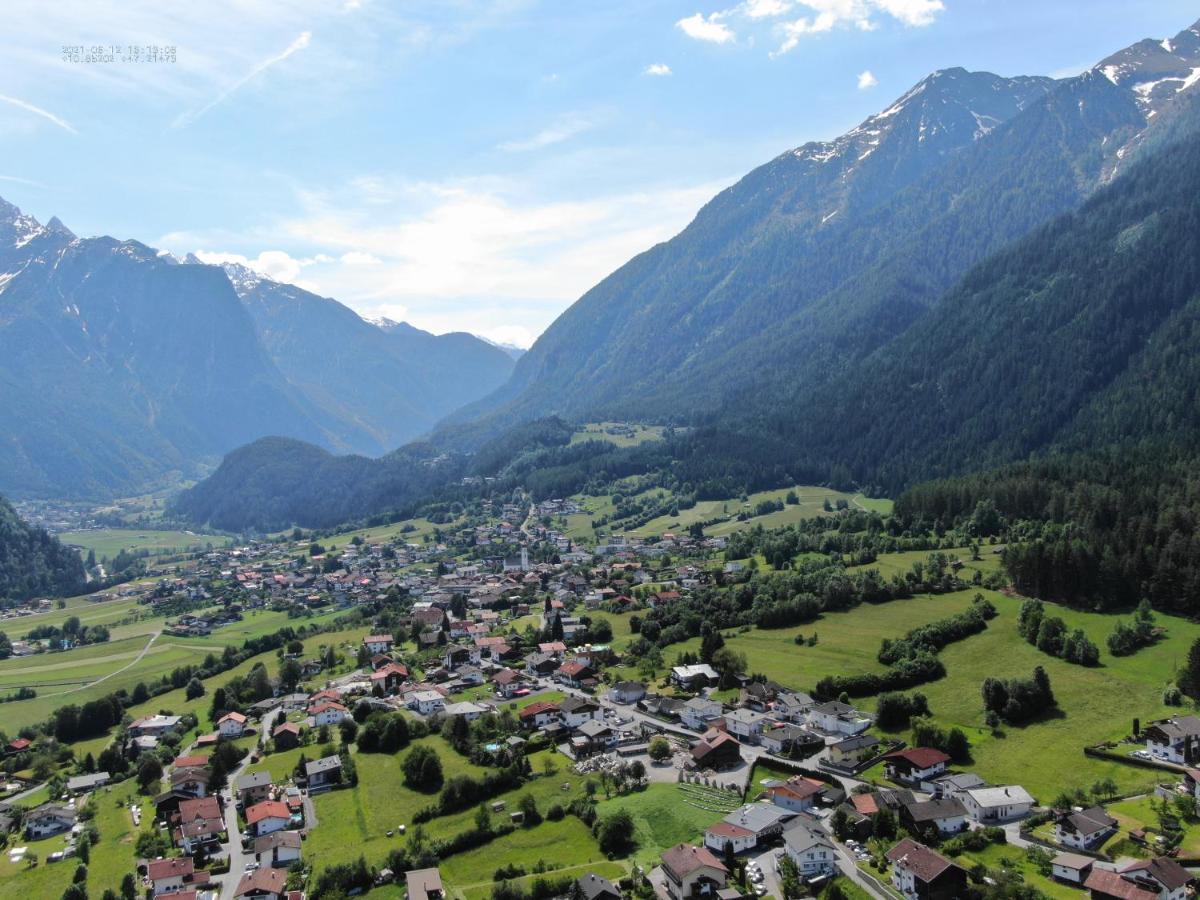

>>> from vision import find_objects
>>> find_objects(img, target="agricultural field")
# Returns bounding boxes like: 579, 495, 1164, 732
57, 528, 227, 560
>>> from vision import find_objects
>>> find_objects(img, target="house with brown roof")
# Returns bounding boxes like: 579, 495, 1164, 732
660, 843, 728, 900
690, 728, 742, 770
519, 700, 562, 730
147, 857, 210, 896
1113, 857, 1192, 900
254, 830, 302, 868
234, 866, 288, 900
272, 722, 302, 751
363, 634, 395, 655
886, 838, 967, 900
406, 867, 444, 900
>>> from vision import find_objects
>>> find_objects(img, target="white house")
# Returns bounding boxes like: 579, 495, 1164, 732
147, 857, 197, 896
560, 697, 603, 729
807, 700, 871, 735
1115, 858, 1192, 900
362, 634, 395, 655
443, 701, 489, 721
254, 830, 302, 868
24, 805, 76, 839
1055, 807, 1117, 851
781, 823, 837, 878
1050, 852, 1094, 884
723, 708, 766, 744
704, 821, 756, 855
958, 786, 1035, 823
218, 711, 247, 738
407, 691, 446, 716
246, 800, 292, 837
310, 701, 348, 726
680, 697, 723, 731
1144, 716, 1200, 764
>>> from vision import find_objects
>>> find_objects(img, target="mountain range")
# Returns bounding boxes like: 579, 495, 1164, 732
0, 211, 514, 499
170, 16, 1200, 531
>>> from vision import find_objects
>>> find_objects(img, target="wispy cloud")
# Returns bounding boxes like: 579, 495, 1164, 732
498, 112, 597, 152
681, 0, 945, 55
858, 69, 879, 89
0, 174, 48, 187
172, 31, 312, 128
676, 12, 736, 44
0, 93, 76, 133
645, 63, 673, 76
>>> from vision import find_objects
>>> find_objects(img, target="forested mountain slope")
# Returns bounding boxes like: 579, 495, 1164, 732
0, 493, 85, 604
439, 18, 1200, 444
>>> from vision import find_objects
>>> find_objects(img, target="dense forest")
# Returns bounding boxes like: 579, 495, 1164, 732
0, 494, 85, 605
896, 445, 1200, 615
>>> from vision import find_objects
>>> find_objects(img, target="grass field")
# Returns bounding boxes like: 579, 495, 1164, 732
569, 422, 668, 449
58, 528, 227, 559
595, 782, 736, 868
662, 544, 1200, 799
950, 842, 1081, 899
561, 483, 892, 544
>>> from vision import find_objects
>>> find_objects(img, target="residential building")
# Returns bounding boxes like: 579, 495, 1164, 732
691, 729, 742, 769
781, 822, 837, 878
24, 804, 76, 839
363, 634, 395, 655
884, 748, 951, 785
246, 800, 292, 836
575, 872, 621, 900
236, 771, 273, 807
234, 866, 288, 900
828, 734, 881, 767
406, 867, 444, 900
218, 711, 248, 738
680, 697, 723, 731
660, 843, 728, 900
807, 701, 871, 736
901, 798, 969, 836
723, 708, 766, 744
957, 785, 1035, 823
561, 696, 603, 728
306, 755, 343, 789
1055, 806, 1117, 851
670, 664, 719, 691
66, 772, 111, 794
1144, 716, 1200, 764
886, 838, 967, 900
254, 830, 302, 868
611, 681, 646, 704
1050, 852, 1094, 884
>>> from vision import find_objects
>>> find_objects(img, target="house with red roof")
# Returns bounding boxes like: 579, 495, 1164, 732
246, 800, 292, 836
555, 660, 595, 689
518, 700, 561, 729
147, 857, 209, 896
218, 711, 247, 738
883, 747, 951, 785
703, 820, 756, 854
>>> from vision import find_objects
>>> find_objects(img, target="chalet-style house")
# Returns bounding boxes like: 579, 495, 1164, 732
1055, 806, 1117, 851
883, 748, 951, 786
887, 839, 967, 900
1144, 715, 1200, 764
660, 843, 728, 900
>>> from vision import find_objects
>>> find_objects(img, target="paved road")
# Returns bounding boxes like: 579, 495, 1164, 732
217, 711, 282, 900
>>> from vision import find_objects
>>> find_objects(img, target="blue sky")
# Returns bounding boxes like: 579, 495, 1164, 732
0, 0, 1195, 346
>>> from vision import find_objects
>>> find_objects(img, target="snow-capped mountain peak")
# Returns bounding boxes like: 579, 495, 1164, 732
1093, 19, 1200, 118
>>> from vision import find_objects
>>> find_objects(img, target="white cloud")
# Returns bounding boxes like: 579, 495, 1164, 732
498, 112, 597, 152
173, 31, 312, 128
645, 63, 673, 76
676, 12, 736, 44
0, 93, 76, 133
874, 0, 945, 27
690, 0, 945, 56
742, 0, 792, 17
163, 174, 728, 340
857, 69, 878, 89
